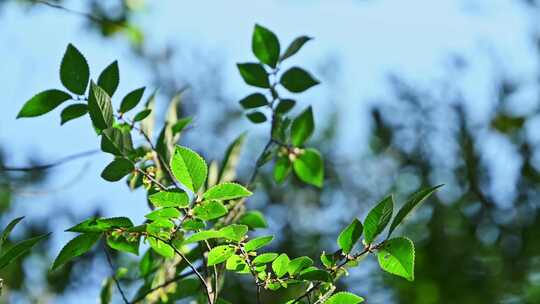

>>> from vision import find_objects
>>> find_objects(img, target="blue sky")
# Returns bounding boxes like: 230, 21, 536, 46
0, 0, 538, 302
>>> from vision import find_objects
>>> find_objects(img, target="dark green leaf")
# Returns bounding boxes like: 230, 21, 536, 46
280, 67, 319, 93
97, 61, 120, 97
193, 200, 228, 221
203, 182, 252, 201
377, 237, 415, 281
237, 63, 270, 88
101, 158, 133, 182
107, 234, 139, 255
171, 146, 208, 193
281, 36, 312, 61
52, 233, 101, 270
100, 278, 113, 304
244, 235, 274, 252
238, 211, 267, 229
387, 185, 442, 238
88, 82, 114, 131
252, 24, 280, 68
239, 93, 268, 109
133, 109, 152, 122
291, 106, 314, 146
67, 217, 133, 233
298, 267, 332, 282
207, 245, 235, 266
60, 103, 88, 125
293, 148, 324, 187
120, 87, 145, 113
60, 43, 89, 95
337, 218, 363, 254
17, 90, 71, 118
148, 190, 190, 208
172, 117, 193, 135
148, 237, 174, 258
246, 111, 267, 124
0, 233, 49, 270
275, 99, 296, 114
101, 127, 133, 156
364, 195, 393, 244
0, 217, 24, 251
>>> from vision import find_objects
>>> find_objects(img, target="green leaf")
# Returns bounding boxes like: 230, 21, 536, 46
287, 256, 313, 276
133, 109, 152, 122
280, 67, 319, 93
377, 237, 415, 281
145, 207, 181, 221
172, 117, 193, 135
272, 253, 290, 278
67, 217, 133, 233
226, 255, 250, 274
107, 234, 139, 255
120, 87, 145, 113
148, 190, 189, 208
97, 61, 120, 97
88, 82, 114, 131
17, 90, 72, 118
237, 63, 270, 88
171, 146, 208, 193
293, 148, 324, 187
291, 106, 314, 146
275, 99, 296, 114
239, 93, 268, 109
183, 230, 223, 244
52, 233, 101, 270
246, 111, 267, 124
281, 36, 312, 61
274, 156, 292, 184
337, 218, 363, 254
245, 235, 274, 252
238, 211, 267, 229
203, 182, 252, 201
387, 185, 442, 238
0, 233, 49, 270
100, 278, 113, 304
252, 24, 280, 68
193, 200, 228, 221
182, 219, 206, 231
220, 224, 248, 242
298, 267, 332, 282
253, 253, 278, 265
60, 43, 89, 95
207, 245, 235, 266
60, 103, 88, 125
148, 237, 174, 258
364, 195, 393, 244
0, 217, 24, 251
101, 127, 133, 156
325, 292, 364, 304
100, 158, 133, 182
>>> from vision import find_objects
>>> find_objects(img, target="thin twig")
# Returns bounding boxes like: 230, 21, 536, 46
0, 149, 99, 172
104, 246, 130, 304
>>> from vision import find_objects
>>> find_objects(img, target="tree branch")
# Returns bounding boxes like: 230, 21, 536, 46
0, 149, 99, 172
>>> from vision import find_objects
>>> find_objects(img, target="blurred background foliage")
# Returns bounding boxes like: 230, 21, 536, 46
1, 0, 540, 303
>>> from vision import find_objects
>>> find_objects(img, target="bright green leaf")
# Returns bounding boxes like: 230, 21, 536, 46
148, 190, 190, 208
245, 235, 273, 252
107, 234, 139, 255
193, 200, 228, 221
203, 182, 252, 201
226, 254, 250, 274
253, 253, 278, 265
325, 292, 364, 304
298, 267, 332, 282
171, 146, 208, 193
288, 256, 313, 276
208, 245, 235, 266
364, 195, 393, 244
337, 218, 363, 254
183, 230, 223, 244
293, 148, 324, 187
272, 253, 290, 278
238, 211, 267, 229
220, 224, 248, 242
274, 156, 291, 183
52, 233, 101, 270
377, 237, 415, 281
148, 237, 174, 258
17, 90, 72, 118
291, 106, 314, 146
145, 207, 181, 221
60, 43, 89, 95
